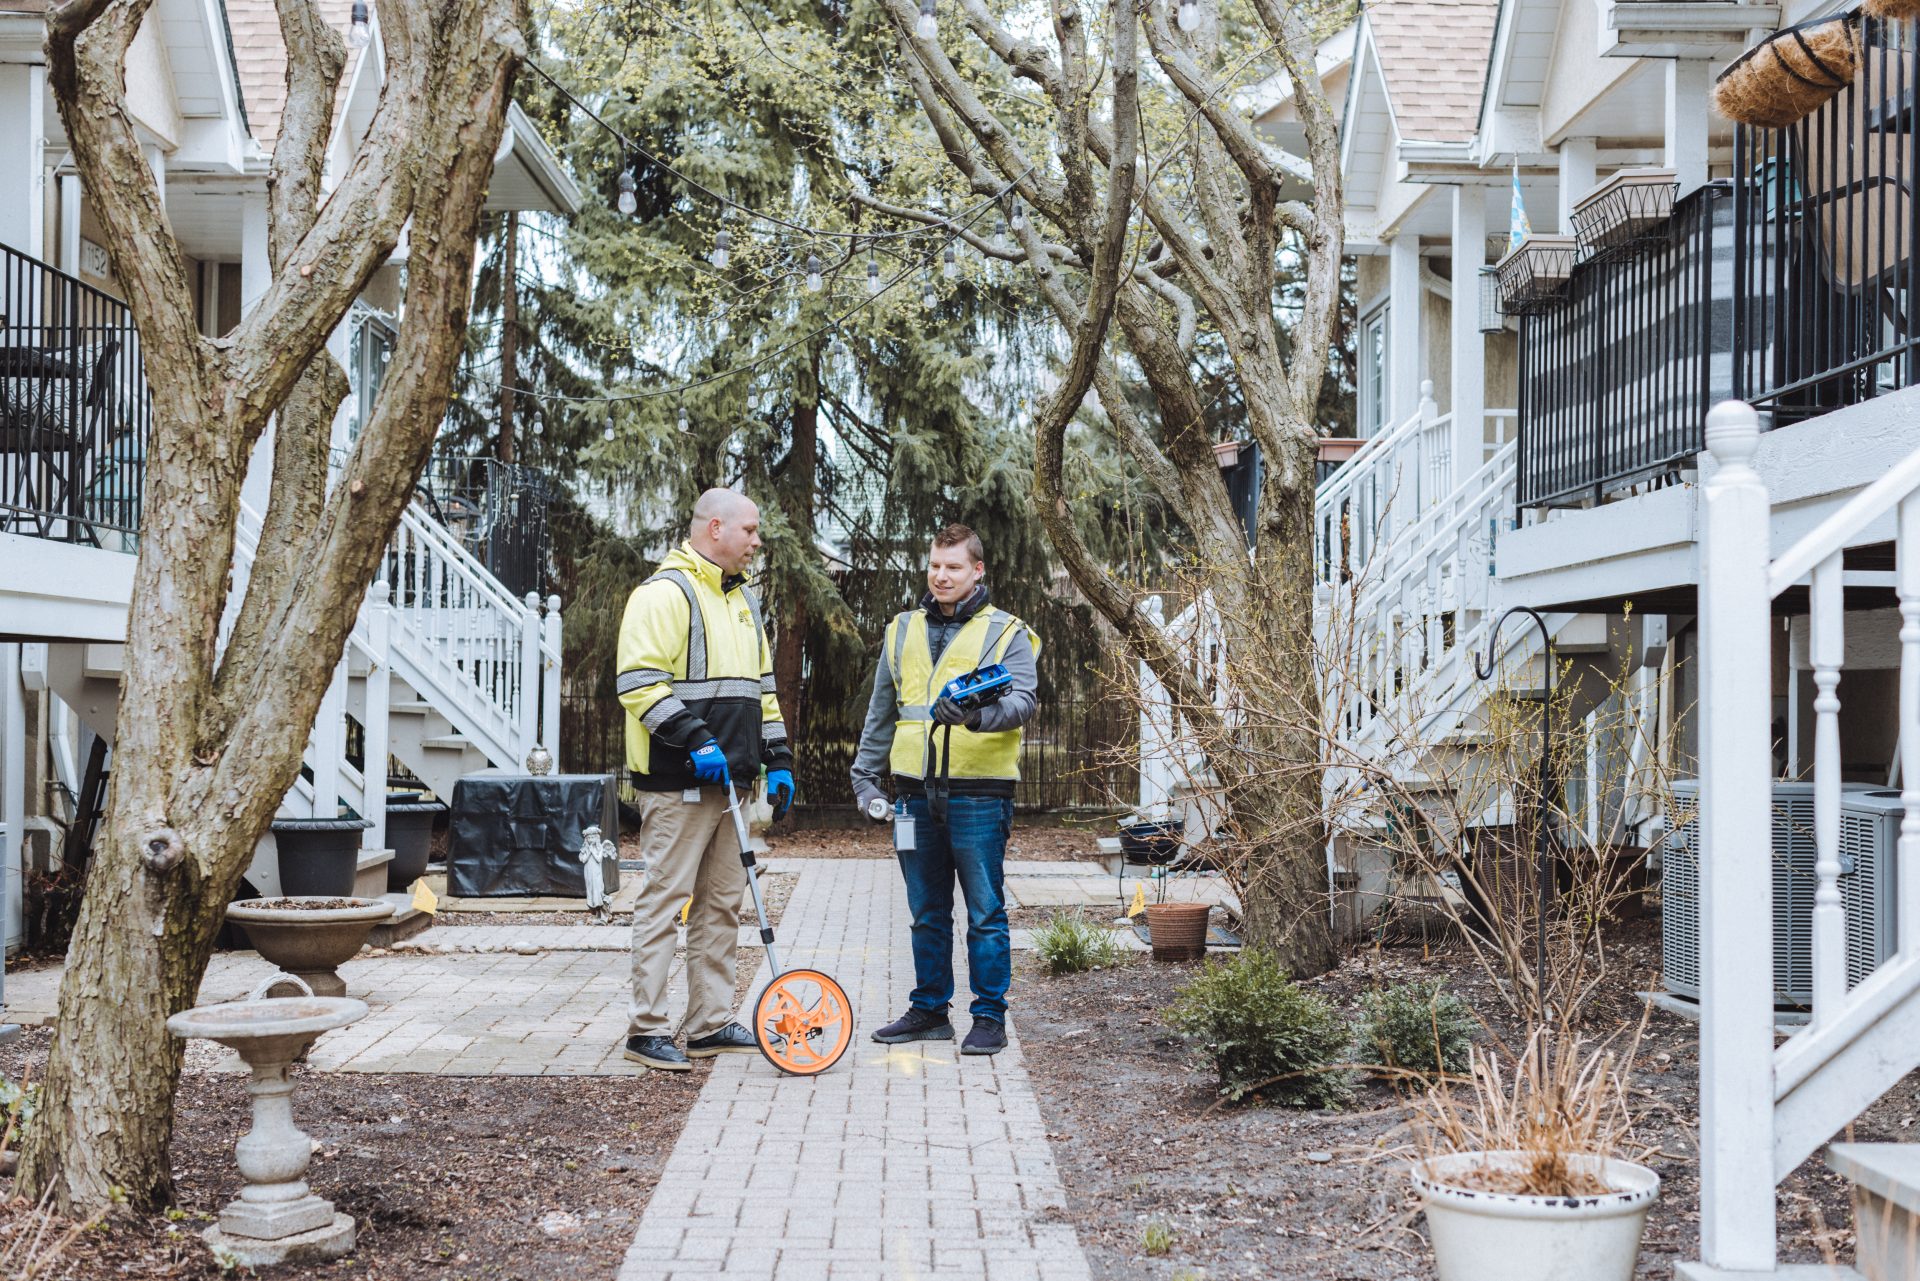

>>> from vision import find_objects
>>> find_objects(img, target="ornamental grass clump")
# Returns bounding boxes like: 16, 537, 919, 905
1357, 981, 1477, 1081
1032, 911, 1124, 976
1164, 949, 1351, 1106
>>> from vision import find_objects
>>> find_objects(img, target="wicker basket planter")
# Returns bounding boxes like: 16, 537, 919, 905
1493, 236, 1579, 315
1144, 902, 1211, 962
1711, 15, 1859, 129
1569, 169, 1677, 259
1865, 0, 1920, 20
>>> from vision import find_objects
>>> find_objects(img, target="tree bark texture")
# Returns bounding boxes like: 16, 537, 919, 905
20, 0, 527, 1213
888, 0, 1343, 972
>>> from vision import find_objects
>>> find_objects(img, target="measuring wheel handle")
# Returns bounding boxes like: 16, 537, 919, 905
753, 967, 853, 1077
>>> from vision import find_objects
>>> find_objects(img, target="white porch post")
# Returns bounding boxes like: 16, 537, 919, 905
1696, 401, 1778, 1270
1, 645, 24, 957
541, 595, 563, 760
1558, 137, 1597, 231
362, 583, 392, 852
1387, 233, 1421, 425
520, 592, 542, 761
239, 191, 275, 515
0, 65, 45, 258
1450, 186, 1487, 481
58, 176, 81, 278
310, 658, 346, 821
1666, 61, 1714, 196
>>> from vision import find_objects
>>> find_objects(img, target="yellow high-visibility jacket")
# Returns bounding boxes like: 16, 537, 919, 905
615, 542, 788, 790
885, 605, 1038, 791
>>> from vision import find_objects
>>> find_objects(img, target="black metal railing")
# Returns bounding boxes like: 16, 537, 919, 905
1517, 183, 1734, 508
1735, 16, 1920, 424
412, 454, 552, 598
0, 242, 150, 546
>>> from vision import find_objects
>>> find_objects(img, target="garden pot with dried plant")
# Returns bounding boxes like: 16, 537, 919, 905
1406, 1026, 1660, 1281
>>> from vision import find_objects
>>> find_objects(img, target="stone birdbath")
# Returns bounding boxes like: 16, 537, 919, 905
226, 896, 394, 997
166, 975, 367, 1266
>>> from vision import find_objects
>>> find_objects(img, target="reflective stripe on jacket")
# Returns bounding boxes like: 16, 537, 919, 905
615, 542, 789, 790
885, 605, 1039, 786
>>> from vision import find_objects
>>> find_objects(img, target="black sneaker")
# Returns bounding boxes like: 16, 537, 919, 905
686, 1022, 758, 1058
961, 1018, 1007, 1056
871, 1007, 955, 1043
624, 1035, 692, 1072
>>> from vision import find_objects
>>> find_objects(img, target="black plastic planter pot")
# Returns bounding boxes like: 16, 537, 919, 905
272, 817, 373, 897
1120, 820, 1182, 866
385, 798, 446, 891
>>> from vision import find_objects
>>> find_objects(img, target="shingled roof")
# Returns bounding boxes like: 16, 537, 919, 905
1366, 0, 1498, 143
223, 0, 358, 149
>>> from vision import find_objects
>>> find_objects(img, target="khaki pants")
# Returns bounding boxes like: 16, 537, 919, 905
628, 789, 747, 1040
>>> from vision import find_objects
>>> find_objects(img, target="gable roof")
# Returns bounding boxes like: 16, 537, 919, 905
223, 0, 358, 149
1365, 0, 1498, 143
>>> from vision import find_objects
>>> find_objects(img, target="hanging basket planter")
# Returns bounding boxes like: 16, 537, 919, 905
1712, 15, 1860, 129
1493, 236, 1579, 315
1864, 0, 1920, 23
1569, 169, 1678, 260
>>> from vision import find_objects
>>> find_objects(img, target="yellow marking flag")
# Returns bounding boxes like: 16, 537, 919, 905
410, 878, 439, 916
1127, 883, 1147, 918
680, 896, 693, 925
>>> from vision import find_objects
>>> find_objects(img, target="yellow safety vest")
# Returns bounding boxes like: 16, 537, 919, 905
885, 605, 1038, 783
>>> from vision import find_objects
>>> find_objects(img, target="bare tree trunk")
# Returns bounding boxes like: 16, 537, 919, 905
19, 0, 528, 1213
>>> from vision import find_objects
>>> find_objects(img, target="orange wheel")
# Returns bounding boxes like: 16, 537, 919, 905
753, 968, 853, 1076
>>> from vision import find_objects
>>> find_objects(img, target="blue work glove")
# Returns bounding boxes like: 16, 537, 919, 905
766, 769, 795, 819
932, 694, 978, 727
689, 739, 730, 786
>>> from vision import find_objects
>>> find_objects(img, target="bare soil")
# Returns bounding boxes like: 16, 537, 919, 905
1013, 915, 1881, 1279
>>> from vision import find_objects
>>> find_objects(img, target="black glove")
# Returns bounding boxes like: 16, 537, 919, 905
933, 694, 981, 728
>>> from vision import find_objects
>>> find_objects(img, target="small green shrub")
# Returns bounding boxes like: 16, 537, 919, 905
1032, 911, 1122, 976
1141, 1221, 1175, 1256
1356, 980, 1477, 1080
1163, 949, 1352, 1106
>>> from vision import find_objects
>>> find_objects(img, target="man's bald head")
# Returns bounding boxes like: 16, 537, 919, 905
688, 488, 763, 573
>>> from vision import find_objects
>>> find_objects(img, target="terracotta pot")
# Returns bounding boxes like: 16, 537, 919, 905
1145, 902, 1211, 961
384, 798, 446, 891
272, 817, 372, 897
225, 896, 395, 998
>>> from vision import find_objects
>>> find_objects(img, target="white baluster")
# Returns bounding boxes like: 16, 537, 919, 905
1901, 493, 1920, 959
363, 581, 392, 853
542, 594, 563, 758
1696, 401, 1778, 1271
1810, 552, 1846, 1023
520, 591, 542, 762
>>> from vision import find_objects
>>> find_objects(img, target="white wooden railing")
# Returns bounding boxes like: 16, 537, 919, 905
229, 497, 562, 844
1696, 400, 1920, 1271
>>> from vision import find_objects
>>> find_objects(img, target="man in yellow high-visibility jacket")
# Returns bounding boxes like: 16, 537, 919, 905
616, 488, 794, 1072
850, 523, 1039, 1056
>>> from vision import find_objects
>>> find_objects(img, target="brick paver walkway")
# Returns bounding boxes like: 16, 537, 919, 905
617, 859, 1091, 1281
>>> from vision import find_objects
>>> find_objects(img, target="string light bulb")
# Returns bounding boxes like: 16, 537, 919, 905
346, 0, 371, 49
603, 410, 616, 442
917, 0, 938, 39
866, 253, 882, 295
712, 226, 731, 269
1009, 198, 1025, 232
943, 242, 959, 279
677, 404, 691, 434
1177, 0, 1199, 31
994, 218, 1007, 251
616, 169, 637, 216
805, 253, 824, 293
922, 274, 938, 309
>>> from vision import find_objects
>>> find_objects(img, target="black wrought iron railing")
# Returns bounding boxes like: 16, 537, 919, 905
1516, 183, 1734, 508
412, 454, 552, 598
0, 242, 150, 546
1735, 16, 1920, 424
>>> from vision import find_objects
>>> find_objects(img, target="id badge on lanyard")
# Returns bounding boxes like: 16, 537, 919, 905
893, 801, 916, 853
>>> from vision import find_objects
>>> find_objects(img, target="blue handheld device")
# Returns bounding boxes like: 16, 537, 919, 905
942, 663, 1013, 713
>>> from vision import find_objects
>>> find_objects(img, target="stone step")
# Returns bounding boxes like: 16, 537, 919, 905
353, 849, 394, 900
365, 891, 432, 948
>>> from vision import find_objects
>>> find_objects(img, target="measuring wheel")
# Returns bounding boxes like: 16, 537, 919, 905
753, 967, 852, 1076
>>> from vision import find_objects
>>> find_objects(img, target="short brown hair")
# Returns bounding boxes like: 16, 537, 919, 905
932, 523, 985, 564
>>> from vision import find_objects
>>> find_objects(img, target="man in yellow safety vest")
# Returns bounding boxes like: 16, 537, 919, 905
850, 523, 1039, 1056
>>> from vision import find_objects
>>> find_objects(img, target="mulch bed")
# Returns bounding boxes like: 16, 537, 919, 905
1013, 914, 1879, 1279
771, 817, 1108, 861
0, 1026, 707, 1280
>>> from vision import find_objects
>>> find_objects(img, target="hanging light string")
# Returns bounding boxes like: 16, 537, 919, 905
522, 58, 1017, 244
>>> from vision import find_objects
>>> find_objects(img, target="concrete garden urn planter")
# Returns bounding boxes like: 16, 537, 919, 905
383, 795, 445, 890
225, 896, 394, 998
1411, 1151, 1660, 1281
166, 976, 368, 1266
271, 817, 372, 897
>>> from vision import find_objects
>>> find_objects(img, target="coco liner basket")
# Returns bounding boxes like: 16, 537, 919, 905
1712, 14, 1859, 130
1145, 901, 1212, 961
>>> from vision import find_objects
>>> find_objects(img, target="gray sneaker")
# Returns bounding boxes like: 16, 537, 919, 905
624, 1034, 692, 1072
686, 1022, 758, 1058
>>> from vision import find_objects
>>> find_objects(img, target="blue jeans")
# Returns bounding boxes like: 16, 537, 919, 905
896, 794, 1012, 1020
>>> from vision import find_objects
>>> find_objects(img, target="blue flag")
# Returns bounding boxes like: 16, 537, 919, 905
1509, 163, 1532, 250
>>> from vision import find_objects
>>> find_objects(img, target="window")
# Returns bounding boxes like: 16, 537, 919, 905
1359, 305, 1389, 438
